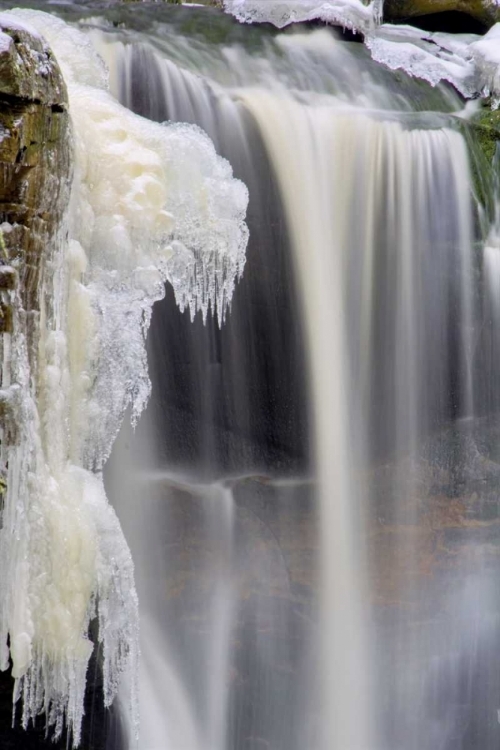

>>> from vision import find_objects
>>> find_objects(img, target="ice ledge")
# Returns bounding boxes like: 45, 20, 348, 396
223, 1, 500, 102
224, 0, 384, 31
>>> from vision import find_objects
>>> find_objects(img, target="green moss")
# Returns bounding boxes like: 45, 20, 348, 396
179, 12, 232, 44
471, 107, 500, 163
454, 105, 500, 221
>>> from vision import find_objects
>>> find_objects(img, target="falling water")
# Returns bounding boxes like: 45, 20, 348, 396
2, 3, 500, 750
88, 13, 484, 750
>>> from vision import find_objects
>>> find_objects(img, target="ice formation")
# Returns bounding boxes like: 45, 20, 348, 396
470, 23, 500, 104
364, 25, 478, 96
365, 22, 500, 103
224, 0, 385, 32
0, 8, 248, 748
224, 2, 500, 103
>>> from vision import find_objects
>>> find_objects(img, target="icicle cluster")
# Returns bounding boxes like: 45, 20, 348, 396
0, 8, 248, 748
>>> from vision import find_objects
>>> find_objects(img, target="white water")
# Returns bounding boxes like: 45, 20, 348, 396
239, 94, 474, 748
240, 96, 374, 750
0, 9, 248, 747
89, 19, 478, 750
105, 439, 238, 750
0, 5, 488, 749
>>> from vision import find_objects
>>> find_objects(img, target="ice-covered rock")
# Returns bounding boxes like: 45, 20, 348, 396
223, 1, 500, 102
365, 25, 478, 97
0, 7, 248, 749
471, 23, 500, 105
224, 0, 384, 32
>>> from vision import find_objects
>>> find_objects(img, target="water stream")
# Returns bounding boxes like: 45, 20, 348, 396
1, 4, 500, 750
94, 13, 491, 750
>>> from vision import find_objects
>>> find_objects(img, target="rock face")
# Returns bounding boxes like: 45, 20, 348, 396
0, 15, 73, 750
383, 0, 500, 28
471, 105, 500, 163
0, 16, 69, 351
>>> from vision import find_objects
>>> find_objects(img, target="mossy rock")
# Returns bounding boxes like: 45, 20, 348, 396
0, 19, 70, 323
454, 105, 500, 221
471, 107, 500, 164
0, 21, 66, 105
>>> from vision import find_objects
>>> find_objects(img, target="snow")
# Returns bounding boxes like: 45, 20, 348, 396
0, 30, 12, 54
224, 0, 384, 32
0, 12, 43, 39
365, 25, 478, 97
223, 2, 500, 103
471, 23, 500, 104
365, 23, 500, 103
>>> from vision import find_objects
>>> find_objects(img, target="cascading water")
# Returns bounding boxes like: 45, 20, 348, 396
87, 12, 492, 750
2, 3, 500, 750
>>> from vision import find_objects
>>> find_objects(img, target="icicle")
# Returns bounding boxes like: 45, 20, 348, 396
0, 8, 248, 747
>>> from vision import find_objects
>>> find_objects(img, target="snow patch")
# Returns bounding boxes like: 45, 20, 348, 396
471, 23, 500, 105
0, 12, 43, 39
223, 2, 500, 103
365, 25, 478, 97
224, 0, 384, 32
0, 29, 12, 54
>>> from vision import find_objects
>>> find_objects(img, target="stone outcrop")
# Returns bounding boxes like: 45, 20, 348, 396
0, 16, 70, 351
0, 15, 74, 750
383, 0, 500, 28
471, 104, 500, 163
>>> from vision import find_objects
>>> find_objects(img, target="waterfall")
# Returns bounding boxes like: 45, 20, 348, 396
89, 16, 481, 750
2, 4, 499, 750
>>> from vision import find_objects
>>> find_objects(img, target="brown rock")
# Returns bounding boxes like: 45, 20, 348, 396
383, 0, 500, 28
0, 17, 71, 358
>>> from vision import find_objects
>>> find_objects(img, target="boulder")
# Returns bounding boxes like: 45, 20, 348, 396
383, 0, 500, 29
0, 14, 70, 347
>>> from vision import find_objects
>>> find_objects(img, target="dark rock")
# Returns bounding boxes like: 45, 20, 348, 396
0, 17, 70, 353
383, 0, 500, 29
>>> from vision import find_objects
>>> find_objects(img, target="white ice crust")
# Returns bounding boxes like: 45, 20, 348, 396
0, 30, 12, 53
224, 0, 384, 31
0, 7, 248, 748
366, 22, 500, 103
224, 2, 500, 103
364, 25, 478, 97
471, 23, 500, 104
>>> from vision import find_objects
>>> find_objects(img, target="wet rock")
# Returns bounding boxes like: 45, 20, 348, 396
0, 15, 70, 355
470, 105, 500, 164
0, 17, 82, 750
383, 0, 500, 29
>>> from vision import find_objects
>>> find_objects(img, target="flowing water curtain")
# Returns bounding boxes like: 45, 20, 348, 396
235, 91, 475, 748
0, 8, 248, 747
482, 149, 500, 414
86, 13, 482, 750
